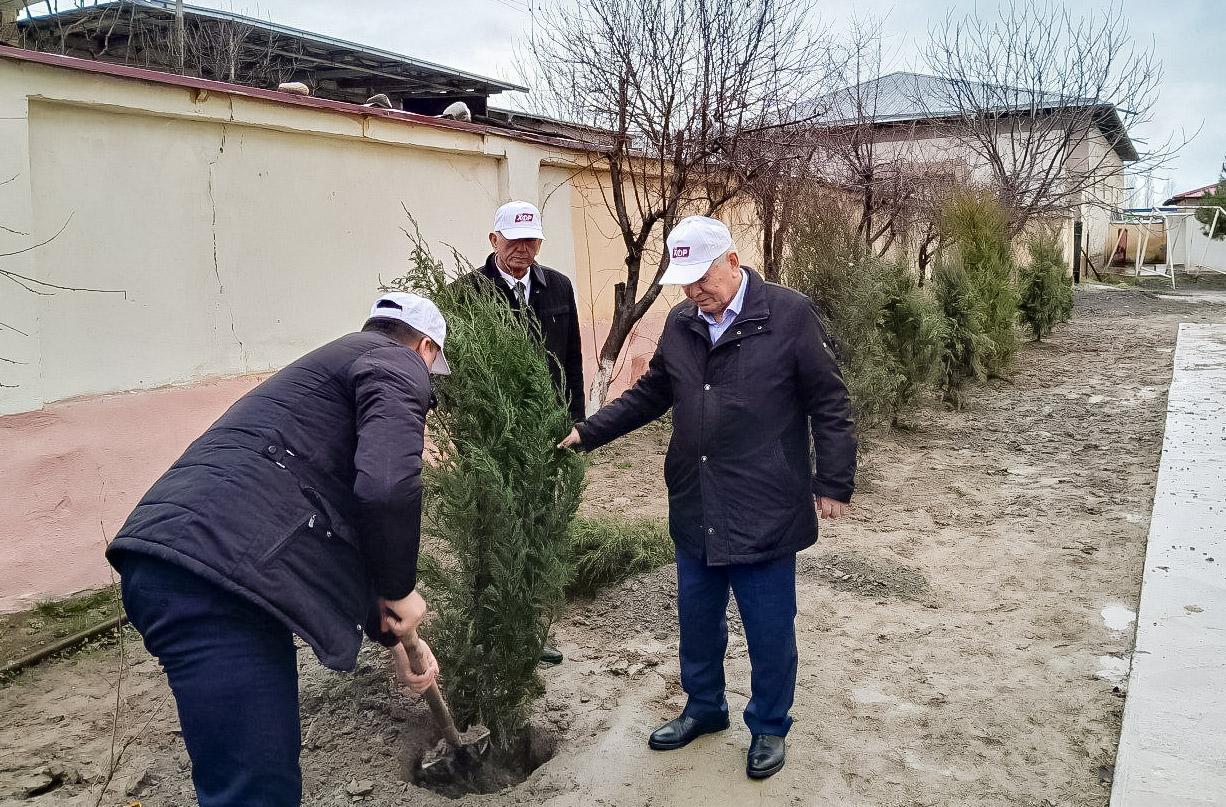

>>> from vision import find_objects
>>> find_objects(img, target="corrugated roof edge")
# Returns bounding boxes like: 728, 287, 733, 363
1164, 183, 1220, 205
0, 45, 594, 152
21, 0, 530, 94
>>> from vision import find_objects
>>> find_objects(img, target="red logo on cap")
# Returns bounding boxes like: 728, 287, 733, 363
672, 246, 691, 258
514, 213, 535, 223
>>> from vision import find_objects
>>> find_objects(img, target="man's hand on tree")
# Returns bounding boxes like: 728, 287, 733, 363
816, 496, 849, 520
557, 427, 582, 450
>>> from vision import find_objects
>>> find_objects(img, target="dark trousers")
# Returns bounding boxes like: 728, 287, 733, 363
675, 549, 798, 737
118, 554, 302, 807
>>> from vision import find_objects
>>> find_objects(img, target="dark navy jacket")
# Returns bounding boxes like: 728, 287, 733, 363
106, 331, 430, 671
577, 269, 856, 565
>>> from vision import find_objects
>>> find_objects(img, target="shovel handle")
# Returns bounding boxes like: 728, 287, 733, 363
402, 628, 463, 748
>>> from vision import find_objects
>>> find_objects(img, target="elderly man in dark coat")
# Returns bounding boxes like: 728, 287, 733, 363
465, 200, 585, 665
560, 215, 856, 779
106, 292, 449, 807
473, 200, 585, 424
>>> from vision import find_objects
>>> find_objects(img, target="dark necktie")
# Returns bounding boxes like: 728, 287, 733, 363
513, 280, 527, 310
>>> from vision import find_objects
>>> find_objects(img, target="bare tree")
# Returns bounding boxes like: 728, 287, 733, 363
173, 0, 184, 74
921, 0, 1182, 237
2, 176, 125, 387
524, 0, 836, 410
802, 21, 966, 282
20, 1, 298, 88
742, 133, 817, 283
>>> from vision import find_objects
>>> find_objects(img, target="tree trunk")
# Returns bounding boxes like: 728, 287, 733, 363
761, 188, 779, 282
174, 0, 185, 74
586, 307, 637, 414
586, 257, 664, 412
773, 191, 793, 280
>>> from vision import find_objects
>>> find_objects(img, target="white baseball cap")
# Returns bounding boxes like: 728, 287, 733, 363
492, 200, 546, 241
369, 292, 451, 375
660, 216, 735, 285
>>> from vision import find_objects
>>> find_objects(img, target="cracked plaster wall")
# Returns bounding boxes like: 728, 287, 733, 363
0, 55, 740, 607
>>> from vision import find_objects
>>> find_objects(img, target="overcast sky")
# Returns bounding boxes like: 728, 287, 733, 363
186, 0, 1222, 198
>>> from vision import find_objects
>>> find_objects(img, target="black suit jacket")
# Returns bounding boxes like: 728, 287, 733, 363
469, 253, 586, 422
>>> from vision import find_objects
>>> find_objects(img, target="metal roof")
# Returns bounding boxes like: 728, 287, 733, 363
815, 71, 1139, 163
1164, 183, 1220, 205
18, 0, 526, 107
0, 44, 600, 155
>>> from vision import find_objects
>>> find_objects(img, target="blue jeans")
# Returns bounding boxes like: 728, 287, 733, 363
117, 554, 302, 807
675, 550, 798, 737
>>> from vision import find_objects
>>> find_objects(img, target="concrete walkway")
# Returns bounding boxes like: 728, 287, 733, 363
1112, 324, 1226, 806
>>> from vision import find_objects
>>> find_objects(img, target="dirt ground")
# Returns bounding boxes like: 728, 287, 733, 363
0, 587, 121, 670
3, 284, 1225, 807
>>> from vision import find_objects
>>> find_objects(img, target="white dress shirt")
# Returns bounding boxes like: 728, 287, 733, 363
495, 259, 532, 302
700, 269, 748, 344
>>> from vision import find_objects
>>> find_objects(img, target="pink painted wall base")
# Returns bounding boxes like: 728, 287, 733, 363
0, 375, 265, 612
1, 314, 666, 613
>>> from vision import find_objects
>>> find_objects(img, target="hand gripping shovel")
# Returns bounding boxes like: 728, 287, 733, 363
401, 627, 490, 781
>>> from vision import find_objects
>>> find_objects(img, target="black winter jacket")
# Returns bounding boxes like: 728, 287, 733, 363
576, 270, 856, 565
106, 331, 431, 671
467, 254, 586, 422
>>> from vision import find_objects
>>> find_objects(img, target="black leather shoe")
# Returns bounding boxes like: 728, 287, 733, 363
746, 734, 786, 779
647, 713, 730, 750
539, 644, 563, 664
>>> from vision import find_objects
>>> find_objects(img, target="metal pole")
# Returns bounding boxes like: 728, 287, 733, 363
1200, 208, 1222, 269
1072, 219, 1083, 284
1136, 227, 1147, 277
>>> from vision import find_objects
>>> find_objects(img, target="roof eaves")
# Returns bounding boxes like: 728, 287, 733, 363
0, 45, 585, 151
21, 0, 530, 94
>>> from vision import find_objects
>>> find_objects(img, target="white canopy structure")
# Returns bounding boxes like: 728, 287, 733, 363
1112, 206, 1226, 289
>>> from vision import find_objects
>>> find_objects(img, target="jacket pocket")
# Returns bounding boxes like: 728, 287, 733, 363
258, 511, 319, 564
300, 486, 358, 550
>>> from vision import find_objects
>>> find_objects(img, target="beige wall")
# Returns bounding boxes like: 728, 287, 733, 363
0, 55, 696, 418
1, 52, 735, 609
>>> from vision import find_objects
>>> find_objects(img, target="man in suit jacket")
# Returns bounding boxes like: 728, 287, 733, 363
472, 201, 585, 424
107, 292, 449, 806
464, 200, 585, 664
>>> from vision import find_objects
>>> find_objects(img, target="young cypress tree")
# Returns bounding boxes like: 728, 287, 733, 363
382, 221, 586, 745
782, 208, 901, 431
932, 259, 994, 407
1018, 230, 1074, 341
943, 191, 1019, 375
879, 262, 945, 424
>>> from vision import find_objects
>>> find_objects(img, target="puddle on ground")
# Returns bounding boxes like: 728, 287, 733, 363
1095, 655, 1131, 687
1101, 604, 1136, 632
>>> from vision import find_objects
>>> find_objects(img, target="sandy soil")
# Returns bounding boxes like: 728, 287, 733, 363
3, 284, 1224, 807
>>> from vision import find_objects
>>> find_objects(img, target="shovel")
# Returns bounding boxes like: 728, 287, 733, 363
401, 627, 490, 778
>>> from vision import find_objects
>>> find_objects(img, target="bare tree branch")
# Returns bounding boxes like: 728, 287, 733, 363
522, 0, 838, 409
919, 0, 1184, 236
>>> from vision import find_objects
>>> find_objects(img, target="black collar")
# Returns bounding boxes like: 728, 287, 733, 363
683, 266, 770, 327
482, 253, 549, 288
